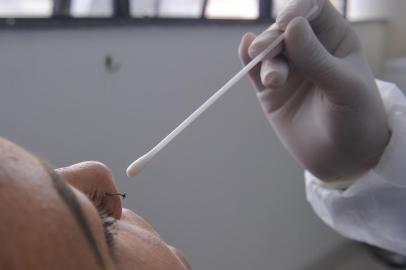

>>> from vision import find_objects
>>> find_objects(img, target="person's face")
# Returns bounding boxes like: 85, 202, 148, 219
0, 137, 191, 270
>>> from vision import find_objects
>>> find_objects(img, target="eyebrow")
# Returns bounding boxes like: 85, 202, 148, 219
43, 164, 107, 270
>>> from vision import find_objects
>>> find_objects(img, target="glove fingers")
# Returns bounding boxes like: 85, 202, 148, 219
247, 25, 284, 59
256, 71, 304, 114
284, 17, 338, 86
260, 56, 289, 89
238, 32, 265, 92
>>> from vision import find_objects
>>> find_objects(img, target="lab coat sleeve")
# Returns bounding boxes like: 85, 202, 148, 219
305, 79, 406, 255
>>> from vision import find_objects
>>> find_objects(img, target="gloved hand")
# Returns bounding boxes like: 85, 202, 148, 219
239, 0, 390, 182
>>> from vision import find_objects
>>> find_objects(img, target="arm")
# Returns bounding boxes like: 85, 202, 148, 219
239, 0, 406, 255
307, 80, 406, 255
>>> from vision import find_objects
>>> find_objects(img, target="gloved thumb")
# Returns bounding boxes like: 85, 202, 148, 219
284, 16, 338, 85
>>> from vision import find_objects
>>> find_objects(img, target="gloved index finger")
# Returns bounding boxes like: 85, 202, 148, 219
248, 24, 284, 59
239, 32, 266, 92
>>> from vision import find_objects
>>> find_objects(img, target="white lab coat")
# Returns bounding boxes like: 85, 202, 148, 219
305, 80, 406, 255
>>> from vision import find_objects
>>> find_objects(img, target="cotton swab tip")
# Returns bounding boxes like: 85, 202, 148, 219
126, 153, 153, 177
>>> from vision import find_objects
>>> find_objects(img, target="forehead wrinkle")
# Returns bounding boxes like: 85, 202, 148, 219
39, 161, 107, 270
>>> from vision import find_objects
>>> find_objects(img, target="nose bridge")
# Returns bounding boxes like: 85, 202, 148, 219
56, 161, 122, 219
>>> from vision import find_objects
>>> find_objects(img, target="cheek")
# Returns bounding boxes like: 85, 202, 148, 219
114, 221, 186, 270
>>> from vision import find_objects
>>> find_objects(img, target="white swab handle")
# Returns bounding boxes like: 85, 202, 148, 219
126, 5, 319, 177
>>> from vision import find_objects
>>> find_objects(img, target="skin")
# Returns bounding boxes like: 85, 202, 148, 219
0, 137, 191, 270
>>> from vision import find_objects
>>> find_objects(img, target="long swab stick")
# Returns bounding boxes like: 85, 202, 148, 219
127, 6, 319, 177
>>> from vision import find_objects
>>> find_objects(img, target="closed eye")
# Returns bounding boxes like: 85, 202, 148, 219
45, 165, 107, 269
87, 191, 117, 249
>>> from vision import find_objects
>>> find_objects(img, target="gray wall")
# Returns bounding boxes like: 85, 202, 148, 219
376, 0, 406, 59
0, 23, 387, 269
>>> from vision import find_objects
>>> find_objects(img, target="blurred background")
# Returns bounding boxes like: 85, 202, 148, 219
0, 0, 404, 269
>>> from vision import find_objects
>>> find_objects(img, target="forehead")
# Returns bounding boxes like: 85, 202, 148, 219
0, 138, 72, 231
0, 138, 104, 269
0, 138, 55, 196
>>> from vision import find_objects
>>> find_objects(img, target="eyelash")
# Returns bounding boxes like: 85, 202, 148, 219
88, 191, 116, 247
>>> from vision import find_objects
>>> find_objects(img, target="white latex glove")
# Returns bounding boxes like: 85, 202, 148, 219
306, 80, 406, 255
239, 0, 390, 182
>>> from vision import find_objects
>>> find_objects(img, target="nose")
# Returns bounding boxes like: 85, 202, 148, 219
56, 161, 122, 219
